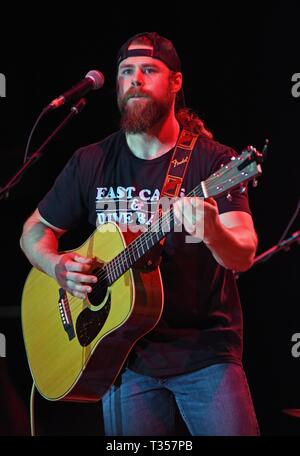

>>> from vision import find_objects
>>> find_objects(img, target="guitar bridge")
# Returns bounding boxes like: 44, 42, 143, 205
58, 288, 75, 341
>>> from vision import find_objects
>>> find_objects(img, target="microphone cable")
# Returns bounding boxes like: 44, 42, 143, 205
23, 106, 49, 164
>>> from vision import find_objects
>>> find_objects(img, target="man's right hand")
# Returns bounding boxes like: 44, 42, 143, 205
52, 253, 98, 299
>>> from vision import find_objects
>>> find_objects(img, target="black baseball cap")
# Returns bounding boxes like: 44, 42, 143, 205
117, 32, 185, 108
117, 32, 182, 72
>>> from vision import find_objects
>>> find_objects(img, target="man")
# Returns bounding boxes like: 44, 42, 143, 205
20, 32, 259, 435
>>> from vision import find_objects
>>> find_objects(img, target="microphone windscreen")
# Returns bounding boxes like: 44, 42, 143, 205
85, 70, 105, 90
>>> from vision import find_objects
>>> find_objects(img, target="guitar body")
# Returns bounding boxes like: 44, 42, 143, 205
21, 223, 163, 402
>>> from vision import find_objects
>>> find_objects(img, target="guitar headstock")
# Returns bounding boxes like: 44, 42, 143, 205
204, 144, 266, 199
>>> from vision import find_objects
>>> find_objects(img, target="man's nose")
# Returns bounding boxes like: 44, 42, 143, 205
131, 69, 144, 87
131, 79, 142, 87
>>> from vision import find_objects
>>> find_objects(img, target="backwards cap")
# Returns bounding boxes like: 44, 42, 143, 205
117, 32, 181, 72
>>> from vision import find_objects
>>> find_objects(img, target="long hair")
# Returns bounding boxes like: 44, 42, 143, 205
176, 107, 213, 139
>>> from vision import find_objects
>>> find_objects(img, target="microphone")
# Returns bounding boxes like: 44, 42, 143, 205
45, 70, 105, 112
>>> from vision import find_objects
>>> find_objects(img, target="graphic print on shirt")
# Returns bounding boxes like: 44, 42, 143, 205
95, 186, 186, 233
96, 185, 160, 230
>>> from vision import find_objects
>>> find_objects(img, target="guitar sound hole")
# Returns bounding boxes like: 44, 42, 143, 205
88, 266, 108, 307
76, 266, 111, 347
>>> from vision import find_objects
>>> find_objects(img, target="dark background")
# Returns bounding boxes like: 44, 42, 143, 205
0, 4, 299, 435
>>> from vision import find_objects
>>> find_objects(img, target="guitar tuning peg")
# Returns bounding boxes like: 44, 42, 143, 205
252, 178, 258, 188
226, 193, 233, 202
239, 185, 246, 194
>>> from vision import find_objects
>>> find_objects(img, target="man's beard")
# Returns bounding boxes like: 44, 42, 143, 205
118, 88, 173, 134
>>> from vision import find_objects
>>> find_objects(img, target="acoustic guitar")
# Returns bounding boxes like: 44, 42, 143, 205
22, 146, 263, 402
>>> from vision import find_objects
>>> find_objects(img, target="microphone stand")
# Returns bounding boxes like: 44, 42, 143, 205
0, 98, 87, 200
235, 230, 300, 279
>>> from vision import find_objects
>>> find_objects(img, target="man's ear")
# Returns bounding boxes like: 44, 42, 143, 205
171, 72, 183, 94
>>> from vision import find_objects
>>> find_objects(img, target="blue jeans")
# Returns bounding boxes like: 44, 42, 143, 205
102, 362, 260, 436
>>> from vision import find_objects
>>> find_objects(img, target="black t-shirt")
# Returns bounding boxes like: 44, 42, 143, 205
38, 130, 252, 376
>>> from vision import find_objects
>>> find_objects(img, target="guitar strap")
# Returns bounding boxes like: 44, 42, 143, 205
145, 129, 199, 267
160, 128, 199, 201
157, 128, 199, 241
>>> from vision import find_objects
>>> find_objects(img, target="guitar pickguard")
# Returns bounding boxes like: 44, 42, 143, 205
76, 290, 111, 347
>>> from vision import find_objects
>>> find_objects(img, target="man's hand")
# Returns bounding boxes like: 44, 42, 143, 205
52, 253, 98, 299
173, 196, 257, 271
173, 196, 221, 242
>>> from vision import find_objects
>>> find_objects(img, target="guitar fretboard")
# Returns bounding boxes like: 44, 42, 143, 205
104, 183, 205, 284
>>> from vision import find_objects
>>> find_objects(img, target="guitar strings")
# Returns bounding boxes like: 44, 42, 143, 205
66, 167, 234, 309
67, 184, 205, 309
95, 183, 201, 281
67, 161, 242, 309
90, 162, 235, 286
99, 182, 204, 279
67, 206, 177, 309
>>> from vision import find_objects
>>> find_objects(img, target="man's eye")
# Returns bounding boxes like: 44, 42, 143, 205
143, 68, 156, 74
121, 69, 132, 75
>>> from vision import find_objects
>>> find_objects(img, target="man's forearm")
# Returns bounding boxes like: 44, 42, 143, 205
204, 223, 257, 272
20, 221, 60, 279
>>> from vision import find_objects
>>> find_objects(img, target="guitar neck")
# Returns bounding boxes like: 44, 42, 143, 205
105, 183, 205, 284
101, 144, 265, 285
